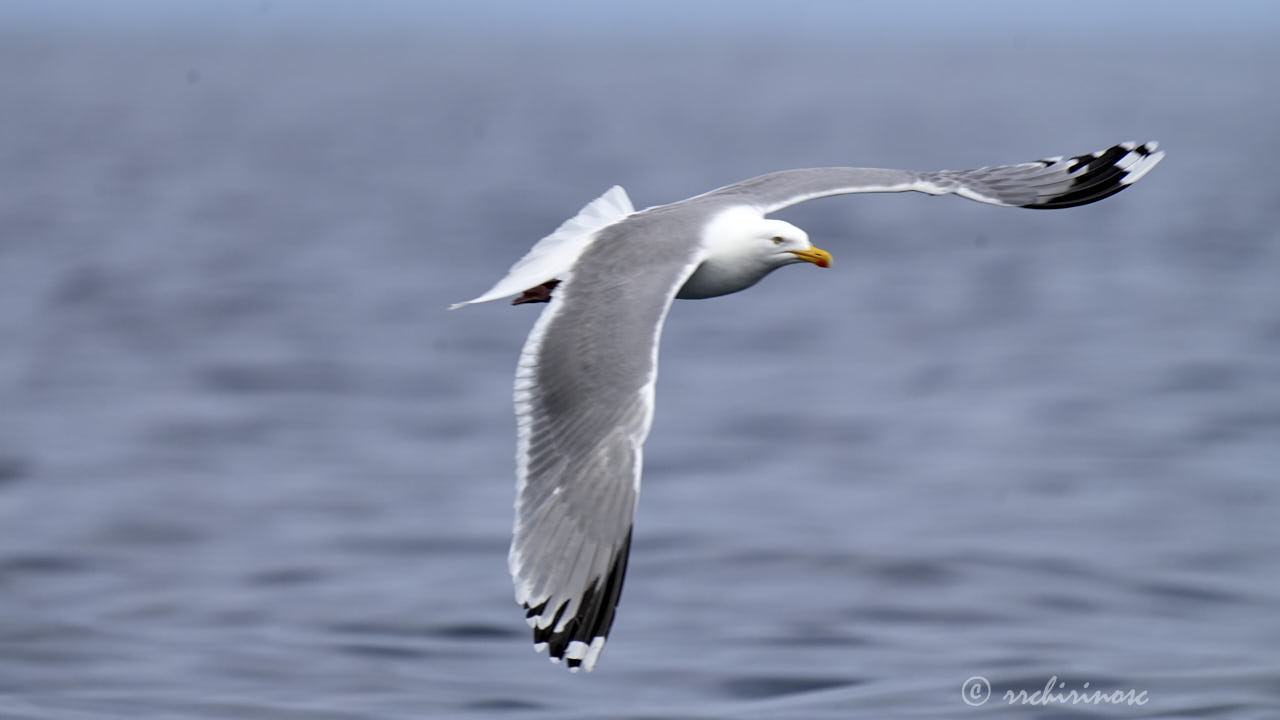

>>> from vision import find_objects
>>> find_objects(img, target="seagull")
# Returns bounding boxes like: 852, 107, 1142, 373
452, 141, 1164, 671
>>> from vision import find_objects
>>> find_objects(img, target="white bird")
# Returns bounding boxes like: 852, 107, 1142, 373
452, 141, 1164, 671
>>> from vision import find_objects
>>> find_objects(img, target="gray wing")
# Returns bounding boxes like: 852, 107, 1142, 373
509, 208, 705, 672
709, 141, 1164, 214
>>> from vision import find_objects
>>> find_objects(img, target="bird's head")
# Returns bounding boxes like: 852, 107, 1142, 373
755, 218, 832, 269
680, 208, 833, 300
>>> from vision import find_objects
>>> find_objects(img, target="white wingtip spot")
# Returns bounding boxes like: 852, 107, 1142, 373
583, 636, 606, 671
1120, 143, 1165, 186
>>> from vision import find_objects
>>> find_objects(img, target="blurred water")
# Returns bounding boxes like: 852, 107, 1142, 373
1, 21, 1279, 720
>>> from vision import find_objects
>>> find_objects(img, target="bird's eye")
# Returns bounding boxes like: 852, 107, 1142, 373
771, 236, 784, 245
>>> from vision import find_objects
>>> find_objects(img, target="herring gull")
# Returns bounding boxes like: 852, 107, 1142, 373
452, 141, 1164, 671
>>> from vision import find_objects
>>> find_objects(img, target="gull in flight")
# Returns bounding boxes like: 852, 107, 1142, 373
452, 141, 1164, 671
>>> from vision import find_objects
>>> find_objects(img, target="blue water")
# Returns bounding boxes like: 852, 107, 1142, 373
1, 21, 1279, 720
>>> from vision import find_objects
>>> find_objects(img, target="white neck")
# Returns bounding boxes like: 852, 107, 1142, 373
677, 206, 776, 300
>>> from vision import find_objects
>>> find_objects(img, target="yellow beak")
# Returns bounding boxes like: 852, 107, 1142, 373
789, 245, 832, 268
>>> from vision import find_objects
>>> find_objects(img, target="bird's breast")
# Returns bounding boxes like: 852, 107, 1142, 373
675, 257, 772, 300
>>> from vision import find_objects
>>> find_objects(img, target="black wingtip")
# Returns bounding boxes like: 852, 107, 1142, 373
1022, 141, 1163, 210
523, 527, 633, 671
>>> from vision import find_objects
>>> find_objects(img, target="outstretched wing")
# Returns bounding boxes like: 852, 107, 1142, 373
450, 186, 634, 309
709, 141, 1164, 214
509, 207, 705, 671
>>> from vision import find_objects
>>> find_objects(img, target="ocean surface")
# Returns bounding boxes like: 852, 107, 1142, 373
2, 20, 1279, 720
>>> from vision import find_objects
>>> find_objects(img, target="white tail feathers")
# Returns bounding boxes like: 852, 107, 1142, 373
449, 186, 634, 309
